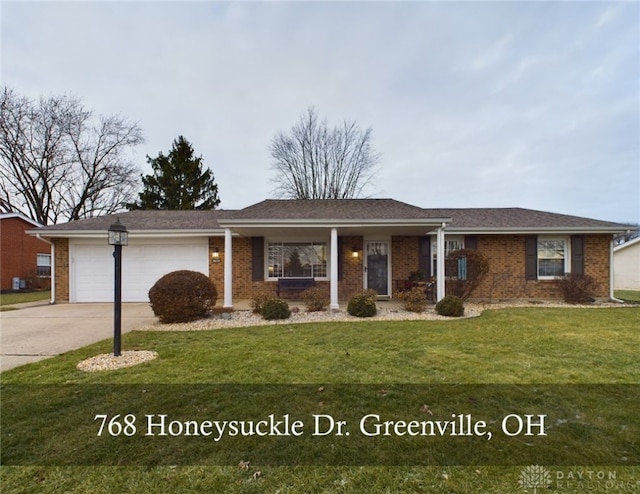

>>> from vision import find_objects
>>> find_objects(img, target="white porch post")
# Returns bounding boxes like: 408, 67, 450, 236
330, 227, 339, 310
223, 227, 233, 308
436, 223, 446, 301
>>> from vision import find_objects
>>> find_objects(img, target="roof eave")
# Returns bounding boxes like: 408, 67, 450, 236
218, 218, 453, 229
27, 229, 225, 238
446, 226, 632, 235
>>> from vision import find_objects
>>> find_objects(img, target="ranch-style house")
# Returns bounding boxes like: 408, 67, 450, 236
30, 198, 635, 307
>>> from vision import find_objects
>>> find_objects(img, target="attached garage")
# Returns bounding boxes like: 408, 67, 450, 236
69, 237, 209, 302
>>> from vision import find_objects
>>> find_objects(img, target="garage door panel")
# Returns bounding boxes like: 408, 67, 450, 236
70, 239, 209, 303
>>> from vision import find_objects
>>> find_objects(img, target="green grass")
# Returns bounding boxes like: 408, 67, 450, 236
0, 290, 50, 307
616, 289, 640, 303
2, 307, 639, 492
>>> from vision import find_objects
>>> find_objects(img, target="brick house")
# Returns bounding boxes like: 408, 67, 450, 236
29, 199, 633, 306
0, 213, 52, 292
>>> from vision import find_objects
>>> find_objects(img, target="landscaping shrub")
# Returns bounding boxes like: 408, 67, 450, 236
261, 298, 291, 320
301, 287, 330, 312
445, 249, 490, 301
398, 286, 428, 313
251, 294, 273, 315
435, 295, 465, 317
347, 289, 377, 317
557, 273, 598, 303
148, 270, 217, 323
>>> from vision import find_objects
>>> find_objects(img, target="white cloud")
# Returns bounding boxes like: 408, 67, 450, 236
2, 1, 638, 223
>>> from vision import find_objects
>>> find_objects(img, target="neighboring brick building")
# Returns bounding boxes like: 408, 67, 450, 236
30, 200, 633, 305
0, 213, 51, 291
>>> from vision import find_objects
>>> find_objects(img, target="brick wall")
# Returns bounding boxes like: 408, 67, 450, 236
53, 238, 69, 302
0, 217, 51, 291
391, 236, 419, 284
340, 236, 364, 300
472, 235, 611, 300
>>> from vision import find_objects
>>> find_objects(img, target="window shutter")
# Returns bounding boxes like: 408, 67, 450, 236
338, 237, 344, 281
252, 237, 264, 281
419, 237, 431, 277
525, 235, 538, 280
464, 235, 478, 250
571, 235, 585, 275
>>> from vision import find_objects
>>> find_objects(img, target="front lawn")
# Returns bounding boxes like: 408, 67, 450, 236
615, 289, 640, 303
0, 290, 50, 307
2, 307, 639, 492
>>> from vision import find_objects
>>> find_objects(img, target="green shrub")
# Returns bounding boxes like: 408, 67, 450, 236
262, 298, 291, 320
557, 273, 598, 303
347, 289, 377, 317
399, 287, 428, 313
251, 294, 273, 315
435, 295, 464, 317
301, 287, 330, 312
148, 270, 217, 323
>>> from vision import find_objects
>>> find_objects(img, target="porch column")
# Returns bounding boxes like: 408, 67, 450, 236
330, 227, 339, 310
436, 223, 446, 301
223, 227, 233, 308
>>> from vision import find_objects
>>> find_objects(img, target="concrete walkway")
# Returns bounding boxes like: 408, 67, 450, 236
0, 303, 156, 372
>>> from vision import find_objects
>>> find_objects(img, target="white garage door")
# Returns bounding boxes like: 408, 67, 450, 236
69, 238, 209, 302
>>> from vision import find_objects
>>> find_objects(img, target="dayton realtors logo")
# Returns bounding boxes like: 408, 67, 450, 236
518, 466, 640, 492
518, 465, 552, 493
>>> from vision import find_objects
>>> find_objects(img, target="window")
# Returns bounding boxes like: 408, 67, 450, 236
267, 242, 327, 279
537, 238, 568, 278
36, 253, 51, 277
431, 237, 464, 277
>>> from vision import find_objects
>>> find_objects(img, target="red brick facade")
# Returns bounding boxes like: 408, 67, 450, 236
54, 233, 614, 303
0, 216, 51, 291
213, 233, 613, 302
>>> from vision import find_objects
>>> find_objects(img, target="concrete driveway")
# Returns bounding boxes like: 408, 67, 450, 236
0, 303, 157, 372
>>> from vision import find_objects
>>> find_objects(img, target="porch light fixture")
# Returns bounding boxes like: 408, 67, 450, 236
351, 247, 360, 259
212, 247, 221, 263
108, 219, 128, 357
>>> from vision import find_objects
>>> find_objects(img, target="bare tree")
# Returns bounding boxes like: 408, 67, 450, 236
0, 87, 143, 224
270, 107, 379, 199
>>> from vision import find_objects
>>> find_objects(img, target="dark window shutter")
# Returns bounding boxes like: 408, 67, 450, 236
525, 235, 538, 280
419, 237, 431, 277
252, 237, 264, 281
571, 235, 585, 275
464, 235, 478, 250
338, 237, 344, 281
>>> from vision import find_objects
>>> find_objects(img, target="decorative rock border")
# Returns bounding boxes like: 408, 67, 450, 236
77, 350, 158, 372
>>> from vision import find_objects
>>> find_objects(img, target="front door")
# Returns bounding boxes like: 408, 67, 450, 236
365, 241, 390, 296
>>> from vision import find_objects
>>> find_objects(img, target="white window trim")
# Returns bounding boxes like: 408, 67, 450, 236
265, 237, 330, 281
431, 235, 464, 277
537, 236, 570, 280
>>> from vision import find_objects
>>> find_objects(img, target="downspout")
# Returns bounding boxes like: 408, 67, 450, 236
223, 228, 233, 308
36, 234, 55, 304
436, 223, 446, 302
610, 238, 624, 303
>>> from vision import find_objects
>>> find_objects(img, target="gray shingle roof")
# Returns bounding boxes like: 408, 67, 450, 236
31, 200, 632, 234
33, 210, 233, 232
425, 207, 628, 230
230, 199, 434, 220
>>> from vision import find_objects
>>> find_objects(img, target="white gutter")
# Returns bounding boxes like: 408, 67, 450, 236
610, 238, 624, 303
36, 234, 55, 304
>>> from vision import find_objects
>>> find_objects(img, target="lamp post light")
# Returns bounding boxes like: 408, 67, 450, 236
108, 219, 128, 357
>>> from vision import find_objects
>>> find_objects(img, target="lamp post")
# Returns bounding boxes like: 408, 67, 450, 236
108, 219, 128, 356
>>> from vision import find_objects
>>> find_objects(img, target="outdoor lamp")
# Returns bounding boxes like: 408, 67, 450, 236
108, 219, 129, 246
351, 247, 360, 259
108, 219, 128, 356
212, 247, 221, 263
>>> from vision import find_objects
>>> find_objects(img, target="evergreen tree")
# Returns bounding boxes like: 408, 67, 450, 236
129, 136, 220, 210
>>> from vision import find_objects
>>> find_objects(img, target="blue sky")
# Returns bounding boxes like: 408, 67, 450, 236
2, 1, 638, 224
